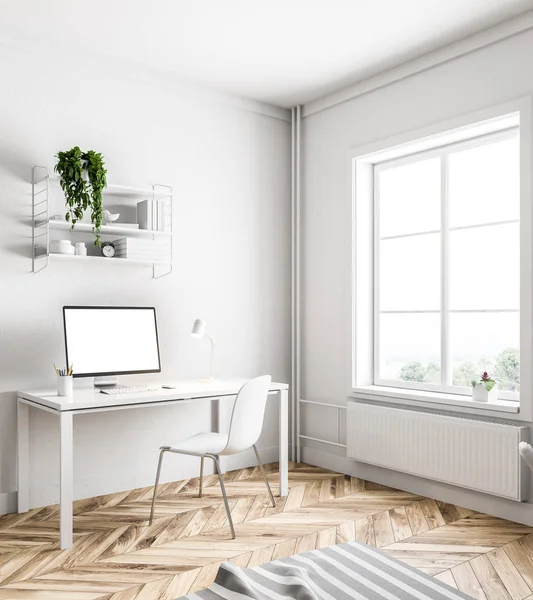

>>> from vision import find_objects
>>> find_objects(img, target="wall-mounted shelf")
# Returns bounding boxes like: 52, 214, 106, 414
32, 166, 173, 279
45, 220, 173, 239
47, 254, 172, 267
48, 175, 172, 200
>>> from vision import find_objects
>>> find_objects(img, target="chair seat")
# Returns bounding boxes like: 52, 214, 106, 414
162, 432, 229, 456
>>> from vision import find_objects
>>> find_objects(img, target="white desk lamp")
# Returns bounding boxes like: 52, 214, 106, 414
191, 319, 215, 380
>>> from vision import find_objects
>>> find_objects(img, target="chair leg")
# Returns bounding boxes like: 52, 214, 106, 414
208, 454, 235, 539
199, 456, 205, 498
253, 445, 276, 507
149, 448, 166, 526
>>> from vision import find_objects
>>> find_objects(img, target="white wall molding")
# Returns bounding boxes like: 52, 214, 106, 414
0, 33, 290, 123
0, 445, 289, 516
223, 444, 291, 473
302, 446, 533, 527
0, 491, 16, 515
303, 10, 533, 118
230, 97, 291, 122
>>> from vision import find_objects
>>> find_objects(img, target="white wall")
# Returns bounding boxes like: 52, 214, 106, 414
301, 27, 533, 522
0, 42, 291, 511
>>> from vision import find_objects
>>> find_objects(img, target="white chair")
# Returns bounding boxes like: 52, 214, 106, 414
149, 375, 276, 538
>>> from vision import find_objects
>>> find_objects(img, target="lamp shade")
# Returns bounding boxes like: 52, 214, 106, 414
191, 319, 206, 339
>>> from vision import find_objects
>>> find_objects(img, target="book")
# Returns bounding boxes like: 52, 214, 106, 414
136, 200, 153, 230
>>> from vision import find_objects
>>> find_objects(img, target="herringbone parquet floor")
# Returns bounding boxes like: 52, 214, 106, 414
1, 463, 533, 599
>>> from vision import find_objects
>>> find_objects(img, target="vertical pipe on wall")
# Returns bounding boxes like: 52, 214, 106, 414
31, 169, 36, 274
291, 107, 296, 462
295, 105, 302, 463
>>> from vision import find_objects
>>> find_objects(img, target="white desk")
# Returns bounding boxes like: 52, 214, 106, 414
17, 379, 289, 549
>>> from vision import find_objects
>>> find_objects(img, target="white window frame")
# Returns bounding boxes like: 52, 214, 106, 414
347, 97, 533, 421
373, 128, 519, 401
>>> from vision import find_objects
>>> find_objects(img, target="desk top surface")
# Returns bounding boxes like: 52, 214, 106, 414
18, 379, 288, 412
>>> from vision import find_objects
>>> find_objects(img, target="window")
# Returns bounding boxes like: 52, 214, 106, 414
374, 130, 520, 400
349, 101, 533, 416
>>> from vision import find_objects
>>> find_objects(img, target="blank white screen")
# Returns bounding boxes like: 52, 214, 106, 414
64, 308, 160, 376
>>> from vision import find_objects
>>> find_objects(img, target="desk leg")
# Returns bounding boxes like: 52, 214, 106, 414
17, 399, 30, 513
279, 389, 288, 497
211, 398, 226, 474
60, 412, 73, 549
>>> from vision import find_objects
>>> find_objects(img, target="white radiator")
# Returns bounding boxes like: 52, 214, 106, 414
347, 402, 529, 501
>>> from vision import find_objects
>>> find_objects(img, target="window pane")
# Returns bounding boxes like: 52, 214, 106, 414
449, 222, 519, 310
379, 313, 440, 383
450, 312, 519, 392
380, 233, 440, 311
449, 136, 519, 228
379, 158, 440, 238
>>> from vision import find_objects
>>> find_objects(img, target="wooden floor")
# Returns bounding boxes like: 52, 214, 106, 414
1, 464, 533, 600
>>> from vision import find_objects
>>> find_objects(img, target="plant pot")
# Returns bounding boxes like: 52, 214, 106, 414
472, 383, 498, 403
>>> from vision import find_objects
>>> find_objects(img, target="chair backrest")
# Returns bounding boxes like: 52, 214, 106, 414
221, 375, 272, 455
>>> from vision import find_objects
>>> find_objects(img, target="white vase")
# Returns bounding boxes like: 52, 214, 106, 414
472, 383, 498, 403
75, 242, 87, 256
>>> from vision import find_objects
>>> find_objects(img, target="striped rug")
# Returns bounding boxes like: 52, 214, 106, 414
179, 541, 472, 599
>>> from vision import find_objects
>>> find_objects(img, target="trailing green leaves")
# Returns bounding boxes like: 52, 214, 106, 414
83, 150, 107, 245
54, 147, 108, 245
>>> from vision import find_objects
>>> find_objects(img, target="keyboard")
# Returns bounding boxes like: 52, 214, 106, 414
100, 386, 158, 395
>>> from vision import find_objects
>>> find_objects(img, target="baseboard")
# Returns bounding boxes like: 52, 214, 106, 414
0, 491, 16, 515
0, 444, 292, 516
302, 446, 533, 527
222, 444, 291, 472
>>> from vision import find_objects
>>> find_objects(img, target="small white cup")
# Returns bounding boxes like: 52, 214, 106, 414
57, 375, 73, 397
75, 242, 87, 256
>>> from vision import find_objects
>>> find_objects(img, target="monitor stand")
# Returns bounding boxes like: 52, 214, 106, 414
94, 376, 118, 388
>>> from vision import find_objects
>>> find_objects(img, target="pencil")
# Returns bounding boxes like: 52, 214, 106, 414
54, 364, 59, 375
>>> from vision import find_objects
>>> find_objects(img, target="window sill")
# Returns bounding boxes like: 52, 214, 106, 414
350, 385, 519, 414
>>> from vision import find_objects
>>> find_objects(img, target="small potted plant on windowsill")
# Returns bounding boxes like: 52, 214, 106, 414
471, 371, 497, 403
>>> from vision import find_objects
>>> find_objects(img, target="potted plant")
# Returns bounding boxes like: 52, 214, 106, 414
471, 371, 497, 402
54, 146, 107, 245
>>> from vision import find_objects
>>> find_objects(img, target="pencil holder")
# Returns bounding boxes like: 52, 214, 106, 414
57, 375, 73, 397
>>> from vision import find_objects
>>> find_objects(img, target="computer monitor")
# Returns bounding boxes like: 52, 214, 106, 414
63, 306, 161, 383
